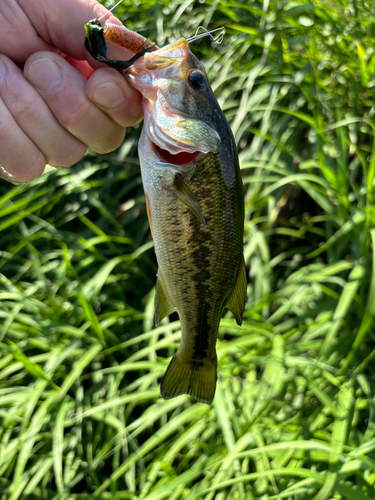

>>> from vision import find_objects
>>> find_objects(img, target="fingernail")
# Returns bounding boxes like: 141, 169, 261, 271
92, 82, 126, 110
0, 166, 23, 185
27, 58, 63, 93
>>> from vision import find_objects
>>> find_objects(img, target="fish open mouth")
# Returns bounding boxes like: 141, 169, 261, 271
153, 143, 200, 166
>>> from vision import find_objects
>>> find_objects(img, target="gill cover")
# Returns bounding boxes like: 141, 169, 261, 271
126, 39, 221, 155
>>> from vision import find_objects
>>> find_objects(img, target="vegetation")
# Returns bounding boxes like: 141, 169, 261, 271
1, 0, 375, 498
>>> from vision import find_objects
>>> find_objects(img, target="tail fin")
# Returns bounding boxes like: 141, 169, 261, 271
160, 350, 217, 404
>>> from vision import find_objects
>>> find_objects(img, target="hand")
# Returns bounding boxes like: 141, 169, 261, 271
0, 0, 143, 183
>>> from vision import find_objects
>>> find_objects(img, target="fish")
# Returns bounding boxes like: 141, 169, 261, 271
85, 21, 247, 404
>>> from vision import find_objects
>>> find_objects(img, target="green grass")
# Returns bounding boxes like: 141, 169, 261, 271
1, 0, 375, 498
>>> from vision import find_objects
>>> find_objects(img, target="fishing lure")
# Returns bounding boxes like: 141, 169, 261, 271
85, 17, 246, 404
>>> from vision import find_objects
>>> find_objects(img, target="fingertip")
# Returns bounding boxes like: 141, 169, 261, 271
24, 52, 64, 94
88, 69, 127, 110
91, 127, 126, 155
49, 140, 87, 168
10, 151, 46, 183
86, 68, 143, 127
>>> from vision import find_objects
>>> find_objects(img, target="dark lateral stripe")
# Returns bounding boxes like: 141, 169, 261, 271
187, 160, 215, 361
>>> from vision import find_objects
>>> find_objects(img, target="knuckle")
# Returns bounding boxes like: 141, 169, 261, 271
8, 93, 41, 125
61, 100, 92, 131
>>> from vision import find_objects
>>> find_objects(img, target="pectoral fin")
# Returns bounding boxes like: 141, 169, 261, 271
226, 256, 247, 326
145, 194, 154, 238
167, 174, 207, 227
155, 270, 175, 326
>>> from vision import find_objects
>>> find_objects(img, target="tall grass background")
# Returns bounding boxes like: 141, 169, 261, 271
1, 0, 375, 498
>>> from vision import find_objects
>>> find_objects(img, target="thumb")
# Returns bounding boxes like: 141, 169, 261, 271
18, 0, 120, 60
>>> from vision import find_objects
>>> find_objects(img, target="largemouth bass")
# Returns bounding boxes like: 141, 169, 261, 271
85, 21, 247, 404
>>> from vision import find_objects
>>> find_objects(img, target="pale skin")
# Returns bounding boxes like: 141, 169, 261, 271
0, 0, 144, 183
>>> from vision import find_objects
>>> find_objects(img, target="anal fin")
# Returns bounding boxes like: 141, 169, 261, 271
155, 269, 175, 326
226, 255, 247, 326
167, 173, 207, 227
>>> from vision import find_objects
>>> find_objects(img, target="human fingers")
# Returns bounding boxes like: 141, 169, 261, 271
86, 67, 143, 128
1, 0, 123, 66
17, 0, 135, 62
24, 51, 126, 154
0, 0, 57, 65
0, 55, 87, 181
0, 94, 45, 183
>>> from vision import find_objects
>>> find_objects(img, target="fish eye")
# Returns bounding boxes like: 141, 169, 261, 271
188, 70, 206, 90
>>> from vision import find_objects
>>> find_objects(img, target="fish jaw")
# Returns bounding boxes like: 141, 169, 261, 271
125, 39, 221, 157
138, 127, 199, 177
141, 96, 220, 155
125, 39, 194, 97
